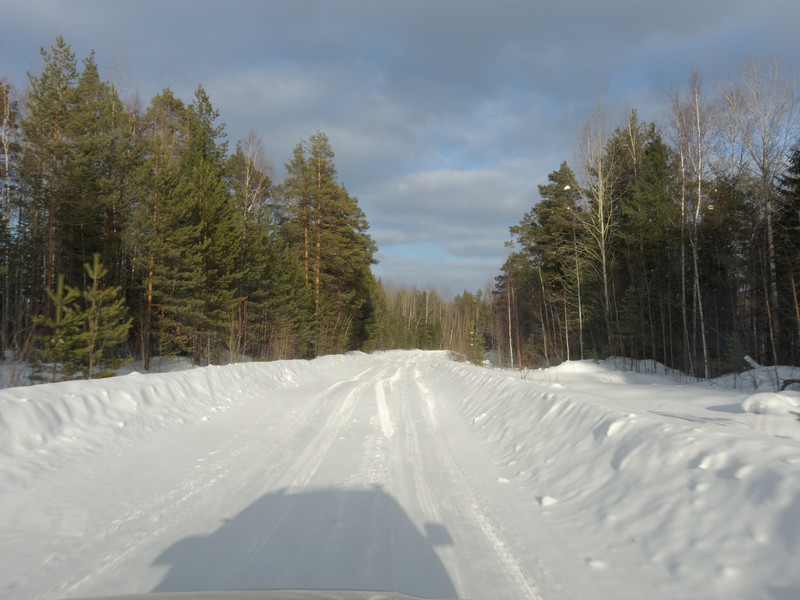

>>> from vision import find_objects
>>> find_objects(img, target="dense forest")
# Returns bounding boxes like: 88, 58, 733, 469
0, 37, 487, 379
2, 39, 799, 380
495, 62, 800, 378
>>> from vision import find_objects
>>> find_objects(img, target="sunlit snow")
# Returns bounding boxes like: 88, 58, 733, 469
1, 351, 798, 599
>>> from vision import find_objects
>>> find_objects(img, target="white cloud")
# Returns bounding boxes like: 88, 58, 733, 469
4, 0, 800, 294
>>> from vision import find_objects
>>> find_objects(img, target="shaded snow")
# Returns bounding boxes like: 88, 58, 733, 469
1, 351, 799, 599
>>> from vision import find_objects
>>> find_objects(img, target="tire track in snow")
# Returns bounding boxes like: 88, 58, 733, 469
375, 380, 395, 439
410, 373, 544, 600
31, 354, 559, 599
414, 366, 438, 430
232, 367, 389, 581
347, 362, 405, 488
393, 370, 466, 598
53, 368, 376, 599
282, 376, 367, 489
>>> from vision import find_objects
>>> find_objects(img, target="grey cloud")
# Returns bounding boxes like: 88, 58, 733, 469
3, 0, 800, 293
374, 253, 500, 295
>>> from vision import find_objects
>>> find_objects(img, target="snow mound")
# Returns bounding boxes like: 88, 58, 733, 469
741, 392, 800, 415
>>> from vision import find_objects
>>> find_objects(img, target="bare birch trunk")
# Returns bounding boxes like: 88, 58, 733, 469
692, 76, 710, 380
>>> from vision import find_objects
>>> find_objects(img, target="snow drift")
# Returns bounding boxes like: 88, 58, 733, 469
1, 350, 799, 599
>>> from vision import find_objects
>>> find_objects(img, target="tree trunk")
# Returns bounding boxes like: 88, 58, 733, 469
765, 193, 780, 359
691, 233, 709, 379
679, 160, 691, 374
692, 82, 709, 380
506, 281, 514, 368
46, 122, 59, 315
0, 84, 11, 354
791, 271, 800, 360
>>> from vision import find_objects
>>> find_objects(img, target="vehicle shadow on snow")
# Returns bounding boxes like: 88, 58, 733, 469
151, 486, 458, 599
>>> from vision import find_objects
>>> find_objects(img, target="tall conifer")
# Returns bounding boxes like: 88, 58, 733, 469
130, 90, 202, 362
182, 86, 238, 361
280, 132, 376, 354
21, 36, 78, 313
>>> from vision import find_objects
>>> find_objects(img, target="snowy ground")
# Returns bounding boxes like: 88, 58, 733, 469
0, 350, 799, 600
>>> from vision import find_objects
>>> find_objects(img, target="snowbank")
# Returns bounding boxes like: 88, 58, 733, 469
0, 354, 366, 463
436, 358, 800, 598
742, 391, 800, 415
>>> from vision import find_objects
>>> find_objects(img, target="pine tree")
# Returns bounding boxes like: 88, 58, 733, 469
281, 140, 315, 287
279, 132, 377, 355
315, 181, 378, 353
21, 36, 79, 314
507, 162, 585, 363
129, 89, 189, 368
64, 52, 136, 288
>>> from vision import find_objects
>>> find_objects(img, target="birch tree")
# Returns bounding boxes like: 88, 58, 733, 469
574, 102, 620, 353
670, 72, 713, 379
226, 130, 275, 359
719, 57, 798, 360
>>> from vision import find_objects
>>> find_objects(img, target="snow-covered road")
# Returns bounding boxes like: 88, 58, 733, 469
1, 352, 563, 599
1, 350, 799, 599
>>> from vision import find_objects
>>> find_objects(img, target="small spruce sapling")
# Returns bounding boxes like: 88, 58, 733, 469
35, 255, 132, 380
74, 254, 132, 378
34, 275, 82, 381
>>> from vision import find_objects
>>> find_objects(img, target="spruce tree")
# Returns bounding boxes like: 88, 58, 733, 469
181, 86, 238, 362
262, 233, 314, 359
34, 255, 130, 380
616, 125, 680, 364
70, 254, 132, 378
33, 274, 81, 381
0, 78, 20, 355
149, 170, 205, 359
778, 145, 800, 362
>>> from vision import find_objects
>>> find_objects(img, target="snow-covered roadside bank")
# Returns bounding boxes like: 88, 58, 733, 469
1, 350, 799, 599
434, 358, 800, 599
0, 355, 366, 469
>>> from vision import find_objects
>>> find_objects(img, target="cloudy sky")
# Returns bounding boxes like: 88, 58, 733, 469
2, 0, 800, 294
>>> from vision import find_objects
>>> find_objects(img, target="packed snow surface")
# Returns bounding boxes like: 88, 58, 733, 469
1, 350, 799, 600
